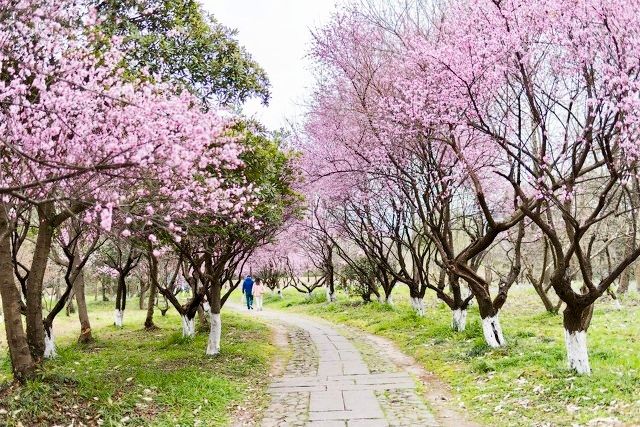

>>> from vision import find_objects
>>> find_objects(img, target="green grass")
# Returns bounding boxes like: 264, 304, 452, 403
264, 286, 640, 426
0, 301, 276, 426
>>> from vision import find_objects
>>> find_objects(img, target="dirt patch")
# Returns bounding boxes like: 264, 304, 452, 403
358, 329, 481, 427
230, 322, 289, 427
0, 376, 103, 427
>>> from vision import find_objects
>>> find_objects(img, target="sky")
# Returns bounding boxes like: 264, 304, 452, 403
203, 0, 341, 131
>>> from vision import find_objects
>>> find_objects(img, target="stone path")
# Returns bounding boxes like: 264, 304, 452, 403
241, 307, 438, 427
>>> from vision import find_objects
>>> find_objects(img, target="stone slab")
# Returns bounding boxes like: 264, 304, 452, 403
308, 410, 386, 421
310, 390, 345, 412
348, 420, 389, 427
343, 390, 384, 418
341, 362, 369, 375
307, 421, 346, 427
269, 385, 326, 394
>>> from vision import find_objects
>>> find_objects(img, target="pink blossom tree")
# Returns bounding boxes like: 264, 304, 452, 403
307, 0, 640, 374
0, 0, 249, 380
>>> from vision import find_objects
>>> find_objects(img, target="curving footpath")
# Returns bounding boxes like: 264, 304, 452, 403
230, 304, 442, 427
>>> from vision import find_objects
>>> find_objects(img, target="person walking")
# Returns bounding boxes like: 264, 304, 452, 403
253, 278, 266, 311
242, 275, 254, 310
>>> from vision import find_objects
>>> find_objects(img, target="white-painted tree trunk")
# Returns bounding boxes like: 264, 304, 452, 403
565, 329, 591, 375
203, 301, 211, 313
452, 309, 468, 332
326, 288, 336, 302
206, 312, 222, 356
482, 314, 505, 348
44, 328, 57, 359
385, 294, 394, 305
614, 299, 622, 310
114, 309, 124, 328
181, 315, 195, 338
410, 297, 425, 316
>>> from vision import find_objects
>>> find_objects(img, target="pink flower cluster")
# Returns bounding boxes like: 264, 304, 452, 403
0, 0, 255, 239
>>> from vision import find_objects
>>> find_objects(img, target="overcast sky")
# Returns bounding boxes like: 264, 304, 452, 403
203, 1, 342, 130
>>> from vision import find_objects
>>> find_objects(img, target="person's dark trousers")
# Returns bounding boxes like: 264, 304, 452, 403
245, 293, 254, 309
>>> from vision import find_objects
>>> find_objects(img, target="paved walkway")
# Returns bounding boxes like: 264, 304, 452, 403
238, 306, 438, 427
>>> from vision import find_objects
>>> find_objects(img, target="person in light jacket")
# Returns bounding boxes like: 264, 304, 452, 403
252, 278, 266, 311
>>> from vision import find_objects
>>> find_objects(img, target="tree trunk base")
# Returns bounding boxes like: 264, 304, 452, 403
410, 297, 425, 316
77, 328, 94, 345
144, 322, 159, 331
114, 309, 124, 328
482, 314, 505, 348
181, 315, 195, 338
206, 312, 221, 356
44, 329, 57, 359
565, 328, 590, 374
452, 309, 468, 332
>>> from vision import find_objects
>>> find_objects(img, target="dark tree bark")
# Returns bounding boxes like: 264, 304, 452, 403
139, 280, 148, 310
0, 208, 35, 382
75, 268, 93, 344
65, 289, 76, 316
325, 244, 336, 302
525, 237, 562, 314
114, 276, 127, 327
618, 269, 630, 294
101, 278, 110, 301
147, 247, 203, 336
25, 202, 55, 360
106, 244, 141, 328
144, 280, 158, 330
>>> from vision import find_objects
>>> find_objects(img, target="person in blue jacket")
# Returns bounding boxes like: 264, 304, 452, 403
242, 275, 254, 310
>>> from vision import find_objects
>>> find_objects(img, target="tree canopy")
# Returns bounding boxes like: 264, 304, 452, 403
96, 0, 271, 106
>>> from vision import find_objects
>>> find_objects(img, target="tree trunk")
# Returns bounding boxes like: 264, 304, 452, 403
102, 280, 109, 302
207, 284, 222, 355
635, 262, 640, 292
325, 286, 336, 303
181, 314, 195, 338
0, 210, 36, 382
75, 268, 93, 344
476, 295, 505, 348
452, 308, 468, 332
618, 268, 631, 294
43, 324, 56, 359
144, 281, 158, 330
26, 204, 55, 359
65, 289, 76, 316
139, 283, 147, 310
326, 244, 336, 302
384, 293, 394, 305
408, 287, 425, 316
114, 277, 126, 328
409, 297, 425, 316
531, 279, 559, 314
484, 265, 493, 285
563, 304, 594, 375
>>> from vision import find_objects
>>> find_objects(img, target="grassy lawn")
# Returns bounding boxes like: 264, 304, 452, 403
0, 300, 276, 426
264, 286, 640, 426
